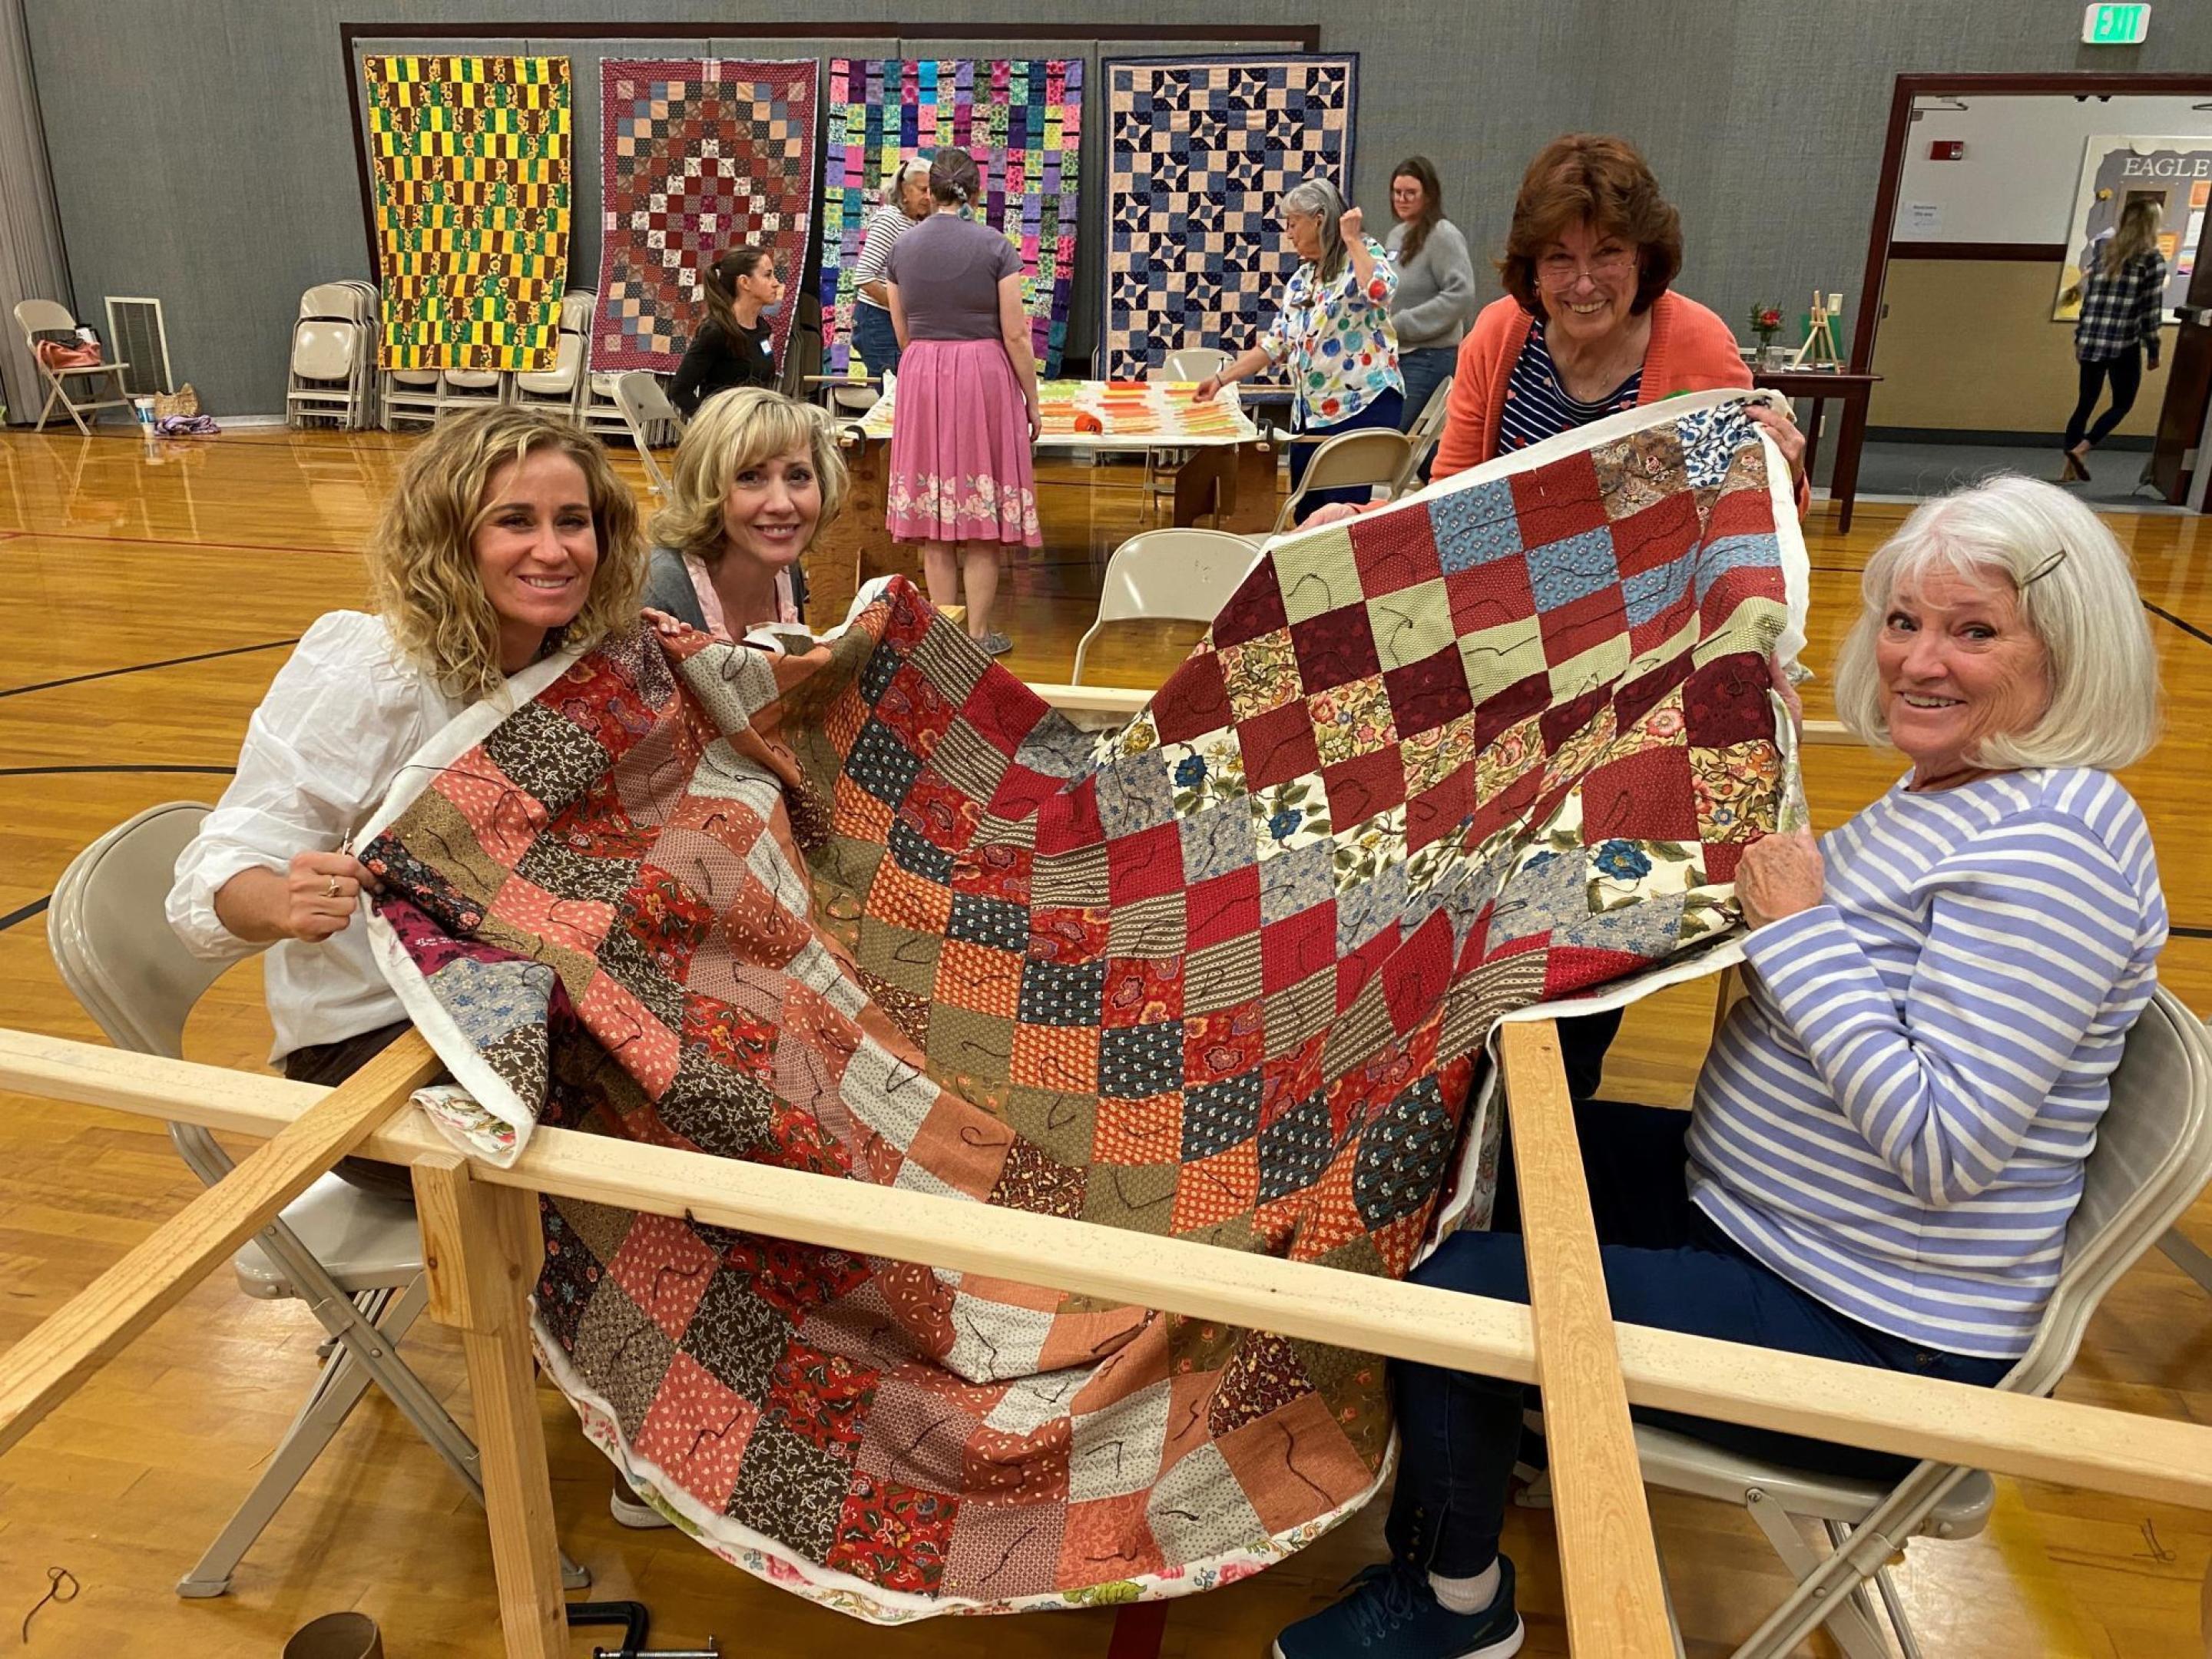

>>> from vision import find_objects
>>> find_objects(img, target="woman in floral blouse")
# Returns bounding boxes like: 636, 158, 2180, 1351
1195, 176, 1403, 523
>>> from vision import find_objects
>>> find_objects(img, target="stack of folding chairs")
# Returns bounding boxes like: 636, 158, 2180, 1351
284, 281, 379, 430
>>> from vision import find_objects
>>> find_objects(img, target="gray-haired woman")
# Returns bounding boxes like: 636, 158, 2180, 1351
1194, 176, 1402, 522
849, 157, 932, 378
1276, 471, 2167, 1658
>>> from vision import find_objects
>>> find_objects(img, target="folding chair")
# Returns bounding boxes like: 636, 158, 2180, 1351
286, 283, 379, 430
380, 368, 444, 430
612, 370, 684, 497
1630, 985, 2212, 1658
1392, 373, 1456, 495
1256, 426, 1414, 539
1068, 528, 1262, 684
15, 298, 134, 434
46, 802, 590, 1598
513, 290, 594, 419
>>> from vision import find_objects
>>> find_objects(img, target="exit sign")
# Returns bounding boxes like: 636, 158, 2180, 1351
2082, 3, 2151, 43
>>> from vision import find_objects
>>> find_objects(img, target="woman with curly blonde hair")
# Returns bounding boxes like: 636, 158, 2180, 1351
168, 405, 644, 1191
639, 386, 848, 638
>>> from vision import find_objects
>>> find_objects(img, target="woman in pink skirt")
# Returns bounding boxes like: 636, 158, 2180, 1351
883, 147, 1041, 654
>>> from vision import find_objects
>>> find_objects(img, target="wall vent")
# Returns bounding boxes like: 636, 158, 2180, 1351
104, 296, 173, 397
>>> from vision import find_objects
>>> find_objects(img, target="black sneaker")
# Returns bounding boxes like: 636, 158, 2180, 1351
1272, 1557, 1523, 1658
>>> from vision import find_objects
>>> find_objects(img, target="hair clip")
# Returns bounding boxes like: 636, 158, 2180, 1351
2022, 548, 2068, 586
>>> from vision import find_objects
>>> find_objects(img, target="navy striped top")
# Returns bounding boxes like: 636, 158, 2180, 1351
1686, 768, 2166, 1359
1496, 316, 1642, 452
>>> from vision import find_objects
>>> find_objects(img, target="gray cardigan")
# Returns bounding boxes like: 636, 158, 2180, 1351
1385, 217, 1476, 351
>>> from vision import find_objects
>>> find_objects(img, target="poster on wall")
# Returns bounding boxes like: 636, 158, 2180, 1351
2051, 134, 2212, 323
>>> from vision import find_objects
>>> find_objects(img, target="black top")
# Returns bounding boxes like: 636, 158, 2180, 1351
669, 315, 775, 418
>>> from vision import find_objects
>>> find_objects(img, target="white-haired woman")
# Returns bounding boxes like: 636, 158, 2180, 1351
848, 157, 932, 378
1276, 473, 2167, 1659
1194, 176, 1402, 523
639, 386, 849, 637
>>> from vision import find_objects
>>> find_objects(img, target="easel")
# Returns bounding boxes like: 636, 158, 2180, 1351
1790, 290, 1844, 370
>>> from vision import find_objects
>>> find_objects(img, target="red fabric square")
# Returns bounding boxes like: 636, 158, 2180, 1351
1472, 671, 1552, 746
631, 1353, 757, 1512
1103, 955, 1184, 1026
1150, 650, 1233, 743
1406, 765, 1473, 853
1260, 1031, 1328, 1125
1289, 604, 1382, 690
1536, 581, 1629, 665
1107, 822, 1185, 902
1031, 775, 1104, 855
987, 762, 1064, 820
901, 766, 982, 851
963, 676, 1051, 755
1261, 903, 1338, 993
1705, 486, 1773, 542
1445, 555, 1536, 637
879, 578, 938, 649
1539, 683, 1612, 755
1348, 505, 1443, 595
1700, 558, 1785, 630
1614, 655, 1690, 732
1468, 767, 1542, 846
1704, 840, 1745, 883
1628, 593, 1697, 658
952, 842, 1031, 904
1237, 700, 1322, 790
1187, 864, 1260, 952
1321, 748, 1406, 827
1608, 490, 1702, 578
1336, 919, 1399, 1011
1382, 644, 1473, 738
827, 1472, 962, 1594
1510, 450, 1608, 545
1581, 747, 1700, 842
1381, 912, 1455, 1033
1212, 568, 1290, 647
1184, 999, 1266, 1087
1543, 943, 1650, 999
1028, 905, 1111, 965
763, 1341, 880, 1456
878, 662, 961, 758
1058, 1494, 1163, 1584
1684, 651, 1773, 747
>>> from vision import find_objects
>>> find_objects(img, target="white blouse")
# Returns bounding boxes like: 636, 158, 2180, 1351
167, 611, 467, 1060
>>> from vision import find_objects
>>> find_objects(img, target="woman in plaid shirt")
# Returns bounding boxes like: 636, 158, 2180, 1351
2061, 197, 2166, 482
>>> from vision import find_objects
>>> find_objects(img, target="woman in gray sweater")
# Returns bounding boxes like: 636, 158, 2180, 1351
1384, 156, 1475, 438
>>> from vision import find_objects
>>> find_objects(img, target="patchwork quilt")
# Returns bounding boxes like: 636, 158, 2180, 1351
361, 392, 1804, 1621
1101, 56, 1357, 380
818, 58, 1082, 377
592, 59, 820, 376
364, 55, 571, 373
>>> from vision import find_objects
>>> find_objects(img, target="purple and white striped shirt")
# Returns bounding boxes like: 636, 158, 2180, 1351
1686, 768, 2166, 1359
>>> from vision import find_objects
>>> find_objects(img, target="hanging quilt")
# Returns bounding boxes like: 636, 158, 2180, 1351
360, 392, 1804, 1621
1101, 55, 1358, 380
593, 58, 820, 376
363, 55, 571, 373
818, 58, 1081, 377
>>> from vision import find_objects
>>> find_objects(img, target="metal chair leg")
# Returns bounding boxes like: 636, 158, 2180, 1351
1734, 1489, 1893, 1659
176, 1283, 412, 1595
1873, 1563, 1925, 1659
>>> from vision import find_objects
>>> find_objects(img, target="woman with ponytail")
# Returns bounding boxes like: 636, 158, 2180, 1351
669, 244, 784, 419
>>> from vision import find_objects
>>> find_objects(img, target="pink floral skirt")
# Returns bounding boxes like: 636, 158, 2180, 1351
884, 337, 1041, 549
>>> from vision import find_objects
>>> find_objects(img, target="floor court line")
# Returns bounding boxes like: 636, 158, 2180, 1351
0, 638, 298, 699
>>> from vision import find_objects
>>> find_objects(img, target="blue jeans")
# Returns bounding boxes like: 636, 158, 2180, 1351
1289, 389, 1405, 522
1386, 1098, 2012, 1578
1397, 346, 1456, 432
853, 303, 901, 377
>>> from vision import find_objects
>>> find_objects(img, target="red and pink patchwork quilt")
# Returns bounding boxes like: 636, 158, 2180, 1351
360, 391, 1805, 1620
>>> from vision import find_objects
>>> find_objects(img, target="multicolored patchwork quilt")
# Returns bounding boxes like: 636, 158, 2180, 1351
360, 392, 1804, 1620
818, 58, 1081, 377
593, 59, 819, 376
1101, 56, 1357, 380
363, 55, 571, 373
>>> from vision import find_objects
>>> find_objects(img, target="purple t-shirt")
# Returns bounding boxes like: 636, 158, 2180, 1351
885, 214, 1019, 342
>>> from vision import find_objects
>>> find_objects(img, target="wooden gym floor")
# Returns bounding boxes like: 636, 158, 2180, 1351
0, 426, 2207, 1657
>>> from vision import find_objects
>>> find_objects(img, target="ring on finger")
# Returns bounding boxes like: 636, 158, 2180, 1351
323, 874, 341, 899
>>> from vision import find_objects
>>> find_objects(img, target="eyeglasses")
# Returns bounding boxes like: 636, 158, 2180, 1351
1538, 248, 1636, 286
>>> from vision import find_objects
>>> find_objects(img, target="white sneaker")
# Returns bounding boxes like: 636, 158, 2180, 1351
609, 1482, 674, 1530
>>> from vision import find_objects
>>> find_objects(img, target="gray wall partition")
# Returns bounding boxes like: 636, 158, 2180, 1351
24, 0, 2212, 417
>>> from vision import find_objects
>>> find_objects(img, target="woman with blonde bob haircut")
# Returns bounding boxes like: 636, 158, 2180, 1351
641, 386, 849, 638
1276, 470, 2170, 1659
169, 404, 646, 1194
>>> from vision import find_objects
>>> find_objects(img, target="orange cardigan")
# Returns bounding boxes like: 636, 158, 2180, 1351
1432, 290, 1755, 477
